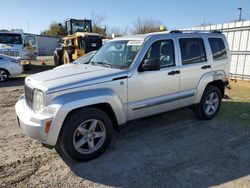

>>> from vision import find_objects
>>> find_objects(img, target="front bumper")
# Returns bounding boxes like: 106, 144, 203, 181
15, 96, 53, 144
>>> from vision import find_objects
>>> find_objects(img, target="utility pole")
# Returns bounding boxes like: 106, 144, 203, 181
238, 8, 242, 21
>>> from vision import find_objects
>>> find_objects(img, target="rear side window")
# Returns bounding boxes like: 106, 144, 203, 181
208, 38, 227, 60
179, 38, 206, 65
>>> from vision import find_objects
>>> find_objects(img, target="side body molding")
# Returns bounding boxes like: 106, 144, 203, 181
45, 88, 126, 146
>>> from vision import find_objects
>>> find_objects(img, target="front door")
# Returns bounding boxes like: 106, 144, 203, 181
127, 39, 180, 120
21, 35, 38, 61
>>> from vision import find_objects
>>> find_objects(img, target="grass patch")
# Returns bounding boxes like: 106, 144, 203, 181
219, 80, 250, 125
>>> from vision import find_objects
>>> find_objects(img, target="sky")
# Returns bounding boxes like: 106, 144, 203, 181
1, 0, 250, 34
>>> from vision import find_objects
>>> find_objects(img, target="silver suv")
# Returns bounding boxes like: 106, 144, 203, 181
15, 31, 230, 161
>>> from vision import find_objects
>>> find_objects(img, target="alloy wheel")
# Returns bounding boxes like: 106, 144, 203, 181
204, 92, 219, 115
73, 119, 106, 154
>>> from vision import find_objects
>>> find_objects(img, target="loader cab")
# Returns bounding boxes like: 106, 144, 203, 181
65, 19, 92, 35
54, 18, 103, 66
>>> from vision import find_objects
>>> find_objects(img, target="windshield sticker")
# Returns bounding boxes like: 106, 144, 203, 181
127, 40, 143, 46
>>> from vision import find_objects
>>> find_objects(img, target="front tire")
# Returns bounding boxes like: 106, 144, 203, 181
195, 85, 222, 120
57, 107, 113, 162
0, 69, 9, 82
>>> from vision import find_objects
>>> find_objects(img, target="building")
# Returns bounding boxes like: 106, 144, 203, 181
183, 20, 250, 80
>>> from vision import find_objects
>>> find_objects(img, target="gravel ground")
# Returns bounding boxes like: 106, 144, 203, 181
0, 68, 250, 188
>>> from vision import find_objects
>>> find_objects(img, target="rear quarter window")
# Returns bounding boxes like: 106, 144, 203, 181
208, 38, 227, 60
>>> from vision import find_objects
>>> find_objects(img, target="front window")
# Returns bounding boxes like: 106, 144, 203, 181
90, 40, 143, 69
24, 35, 36, 45
0, 34, 22, 44
71, 20, 92, 33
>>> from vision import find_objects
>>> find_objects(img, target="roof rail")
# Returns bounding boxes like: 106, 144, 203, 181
170, 30, 222, 34
169, 30, 182, 34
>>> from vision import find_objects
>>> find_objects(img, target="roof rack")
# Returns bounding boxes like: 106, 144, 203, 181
169, 30, 182, 34
169, 30, 222, 34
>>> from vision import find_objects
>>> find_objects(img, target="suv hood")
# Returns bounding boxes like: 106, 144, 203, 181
26, 64, 127, 93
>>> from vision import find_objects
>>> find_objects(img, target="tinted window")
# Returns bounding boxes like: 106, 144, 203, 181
0, 34, 22, 44
145, 40, 175, 68
209, 38, 227, 60
179, 38, 206, 65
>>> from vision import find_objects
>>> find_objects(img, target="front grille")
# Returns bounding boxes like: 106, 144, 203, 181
24, 84, 34, 109
0, 50, 20, 57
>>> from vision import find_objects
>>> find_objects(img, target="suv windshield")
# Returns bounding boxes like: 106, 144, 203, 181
0, 33, 22, 44
90, 40, 143, 69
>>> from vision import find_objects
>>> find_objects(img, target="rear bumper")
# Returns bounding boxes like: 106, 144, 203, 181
223, 80, 229, 86
9, 63, 23, 77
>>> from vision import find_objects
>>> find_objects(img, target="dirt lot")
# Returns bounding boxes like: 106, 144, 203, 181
0, 64, 250, 188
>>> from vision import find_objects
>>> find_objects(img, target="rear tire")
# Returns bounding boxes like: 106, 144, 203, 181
0, 69, 9, 82
63, 50, 73, 64
57, 107, 113, 162
195, 85, 222, 120
54, 51, 62, 66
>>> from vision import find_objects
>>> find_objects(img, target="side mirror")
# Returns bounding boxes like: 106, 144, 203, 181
142, 58, 160, 71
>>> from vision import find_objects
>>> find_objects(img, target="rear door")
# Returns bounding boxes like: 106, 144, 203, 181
178, 37, 211, 107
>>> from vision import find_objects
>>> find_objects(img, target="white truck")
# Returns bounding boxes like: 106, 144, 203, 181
0, 29, 38, 69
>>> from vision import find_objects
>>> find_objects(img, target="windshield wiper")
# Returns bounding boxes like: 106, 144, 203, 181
91, 61, 112, 68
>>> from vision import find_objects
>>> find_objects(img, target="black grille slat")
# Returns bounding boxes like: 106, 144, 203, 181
24, 85, 34, 109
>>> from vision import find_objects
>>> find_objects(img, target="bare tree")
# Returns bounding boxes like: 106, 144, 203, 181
132, 18, 163, 34
91, 11, 106, 36
108, 25, 130, 37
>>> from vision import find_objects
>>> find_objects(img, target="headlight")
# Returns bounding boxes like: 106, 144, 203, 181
33, 90, 45, 112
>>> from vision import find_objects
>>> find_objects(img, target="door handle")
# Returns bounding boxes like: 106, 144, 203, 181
201, 65, 211, 69
168, 70, 180, 75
